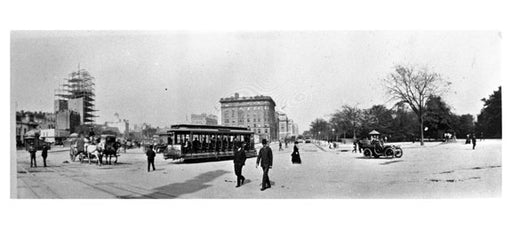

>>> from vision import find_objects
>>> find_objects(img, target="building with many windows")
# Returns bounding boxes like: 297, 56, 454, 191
219, 93, 278, 142
277, 112, 300, 140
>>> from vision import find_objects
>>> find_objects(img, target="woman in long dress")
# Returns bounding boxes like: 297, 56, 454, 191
291, 141, 302, 164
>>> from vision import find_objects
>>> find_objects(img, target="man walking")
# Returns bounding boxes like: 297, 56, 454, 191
146, 145, 156, 172
256, 139, 273, 191
279, 140, 283, 151
28, 142, 37, 168
41, 142, 49, 167
472, 133, 477, 150
233, 139, 246, 188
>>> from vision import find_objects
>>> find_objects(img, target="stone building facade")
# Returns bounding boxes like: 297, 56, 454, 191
220, 93, 278, 142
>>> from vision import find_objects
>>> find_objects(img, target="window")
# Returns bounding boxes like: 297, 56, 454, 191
247, 118, 250, 123
258, 129, 261, 134
265, 129, 268, 133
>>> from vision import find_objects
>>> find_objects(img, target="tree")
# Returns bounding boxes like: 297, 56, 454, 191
384, 65, 449, 145
476, 86, 502, 138
329, 105, 362, 139
423, 95, 454, 139
309, 118, 330, 140
360, 105, 394, 137
454, 114, 475, 138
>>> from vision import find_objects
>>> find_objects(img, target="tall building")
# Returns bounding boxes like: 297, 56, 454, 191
55, 66, 97, 125
55, 110, 81, 133
220, 93, 278, 142
276, 112, 299, 140
277, 111, 289, 140
191, 113, 218, 125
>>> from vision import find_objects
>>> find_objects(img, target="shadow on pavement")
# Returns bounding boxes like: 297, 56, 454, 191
380, 160, 403, 165
119, 169, 229, 199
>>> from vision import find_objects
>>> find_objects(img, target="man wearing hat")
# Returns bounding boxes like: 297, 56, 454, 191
256, 139, 273, 191
233, 138, 246, 188
41, 139, 49, 167
28, 142, 37, 168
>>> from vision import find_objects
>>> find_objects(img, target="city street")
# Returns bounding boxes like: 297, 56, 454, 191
15, 140, 501, 199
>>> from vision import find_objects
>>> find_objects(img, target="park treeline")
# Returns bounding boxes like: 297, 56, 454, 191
306, 86, 501, 142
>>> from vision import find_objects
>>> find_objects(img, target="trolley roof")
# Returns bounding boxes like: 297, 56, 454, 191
163, 124, 254, 135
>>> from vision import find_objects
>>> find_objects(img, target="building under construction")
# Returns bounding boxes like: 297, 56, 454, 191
54, 67, 97, 125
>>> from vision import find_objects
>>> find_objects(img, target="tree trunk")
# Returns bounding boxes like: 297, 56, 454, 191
420, 116, 424, 146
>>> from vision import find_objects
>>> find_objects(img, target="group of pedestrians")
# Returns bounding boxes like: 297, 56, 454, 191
27, 141, 49, 168
144, 138, 303, 191
236, 139, 302, 191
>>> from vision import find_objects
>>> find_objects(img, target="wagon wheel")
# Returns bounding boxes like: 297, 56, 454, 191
363, 148, 372, 158
394, 148, 403, 158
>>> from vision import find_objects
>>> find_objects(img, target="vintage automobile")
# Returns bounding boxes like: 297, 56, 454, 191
361, 140, 403, 158
360, 130, 403, 159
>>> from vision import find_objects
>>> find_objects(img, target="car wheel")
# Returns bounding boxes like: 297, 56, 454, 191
363, 148, 372, 158
385, 148, 395, 157
394, 148, 403, 158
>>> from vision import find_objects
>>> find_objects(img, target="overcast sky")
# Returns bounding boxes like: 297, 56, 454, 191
11, 31, 501, 131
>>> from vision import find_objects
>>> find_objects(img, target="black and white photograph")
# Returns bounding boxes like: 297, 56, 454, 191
10, 30, 502, 199
2, 1, 511, 229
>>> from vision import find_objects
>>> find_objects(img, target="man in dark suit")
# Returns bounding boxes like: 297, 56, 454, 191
28, 142, 37, 168
233, 139, 246, 188
146, 145, 156, 172
256, 139, 273, 191
41, 141, 49, 167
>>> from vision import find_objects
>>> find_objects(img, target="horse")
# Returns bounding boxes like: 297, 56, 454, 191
101, 141, 119, 165
83, 143, 102, 165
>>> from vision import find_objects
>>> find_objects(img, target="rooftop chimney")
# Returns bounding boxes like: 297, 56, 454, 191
234, 93, 239, 98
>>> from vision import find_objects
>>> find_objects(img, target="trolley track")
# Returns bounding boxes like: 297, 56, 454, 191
47, 165, 177, 199
18, 167, 61, 198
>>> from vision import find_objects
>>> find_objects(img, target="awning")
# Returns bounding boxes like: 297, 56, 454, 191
24, 129, 40, 137
369, 130, 380, 135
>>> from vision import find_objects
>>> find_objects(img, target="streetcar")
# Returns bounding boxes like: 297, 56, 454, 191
159, 124, 256, 161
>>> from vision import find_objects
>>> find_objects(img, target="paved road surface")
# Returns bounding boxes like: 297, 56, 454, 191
14, 140, 501, 198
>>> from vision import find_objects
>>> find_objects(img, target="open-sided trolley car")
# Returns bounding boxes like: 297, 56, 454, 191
158, 124, 256, 161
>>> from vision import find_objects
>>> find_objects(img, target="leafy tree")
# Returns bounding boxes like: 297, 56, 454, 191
389, 103, 418, 142
384, 65, 449, 145
453, 114, 475, 138
309, 118, 330, 140
476, 86, 502, 138
360, 105, 394, 137
423, 96, 454, 139
329, 105, 362, 139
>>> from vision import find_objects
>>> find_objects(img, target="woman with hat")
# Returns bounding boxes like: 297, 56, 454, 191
291, 141, 302, 164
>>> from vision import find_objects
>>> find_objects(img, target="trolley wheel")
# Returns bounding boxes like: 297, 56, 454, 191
394, 148, 403, 158
363, 148, 372, 158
